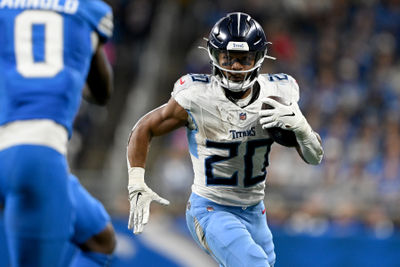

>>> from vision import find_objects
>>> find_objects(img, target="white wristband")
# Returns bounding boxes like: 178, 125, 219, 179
128, 167, 145, 187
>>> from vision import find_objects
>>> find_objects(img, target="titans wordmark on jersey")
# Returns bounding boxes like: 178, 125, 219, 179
172, 73, 300, 206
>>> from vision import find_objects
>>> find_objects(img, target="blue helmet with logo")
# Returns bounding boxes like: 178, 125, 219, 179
207, 12, 270, 92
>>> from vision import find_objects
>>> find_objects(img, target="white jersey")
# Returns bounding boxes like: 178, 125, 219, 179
172, 73, 300, 206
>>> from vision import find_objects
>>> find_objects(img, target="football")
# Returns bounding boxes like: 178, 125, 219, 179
262, 96, 298, 147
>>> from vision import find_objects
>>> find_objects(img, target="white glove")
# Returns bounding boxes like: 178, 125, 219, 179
127, 167, 170, 234
259, 97, 324, 164
259, 97, 308, 134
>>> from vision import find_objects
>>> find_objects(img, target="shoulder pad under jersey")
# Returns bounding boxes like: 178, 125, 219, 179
79, 0, 113, 42
171, 73, 211, 110
172, 73, 210, 95
261, 73, 300, 102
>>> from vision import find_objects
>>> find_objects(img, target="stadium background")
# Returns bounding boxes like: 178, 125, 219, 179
2, 0, 400, 266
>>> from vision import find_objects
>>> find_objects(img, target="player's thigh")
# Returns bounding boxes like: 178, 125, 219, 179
69, 174, 115, 253
186, 199, 269, 267
243, 203, 276, 266
1, 145, 72, 238
205, 211, 269, 267
0, 145, 72, 267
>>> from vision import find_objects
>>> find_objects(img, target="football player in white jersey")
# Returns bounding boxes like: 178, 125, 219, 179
126, 12, 323, 267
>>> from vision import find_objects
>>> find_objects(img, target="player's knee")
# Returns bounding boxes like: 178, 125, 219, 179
79, 223, 116, 254
206, 213, 269, 267
223, 242, 269, 267
245, 243, 270, 267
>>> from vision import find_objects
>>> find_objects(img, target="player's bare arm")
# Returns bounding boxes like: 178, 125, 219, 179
126, 97, 187, 234
127, 97, 188, 168
83, 43, 113, 105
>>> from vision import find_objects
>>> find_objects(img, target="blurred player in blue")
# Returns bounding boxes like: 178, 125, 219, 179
126, 12, 323, 267
0, 0, 116, 266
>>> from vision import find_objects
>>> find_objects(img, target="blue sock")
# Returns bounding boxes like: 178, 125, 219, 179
70, 250, 113, 267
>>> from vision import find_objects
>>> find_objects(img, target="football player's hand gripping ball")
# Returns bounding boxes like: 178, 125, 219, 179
127, 168, 170, 234
259, 97, 308, 134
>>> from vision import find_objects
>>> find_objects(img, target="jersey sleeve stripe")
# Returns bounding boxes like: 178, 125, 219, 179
98, 14, 113, 38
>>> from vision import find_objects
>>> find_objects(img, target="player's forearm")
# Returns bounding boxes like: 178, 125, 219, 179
86, 45, 113, 105
127, 100, 188, 168
294, 123, 323, 165
127, 125, 152, 168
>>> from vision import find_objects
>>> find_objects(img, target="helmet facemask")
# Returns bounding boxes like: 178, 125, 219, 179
208, 43, 266, 92
205, 12, 273, 92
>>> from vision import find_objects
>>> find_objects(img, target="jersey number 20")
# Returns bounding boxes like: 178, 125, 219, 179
205, 139, 272, 187
15, 10, 63, 78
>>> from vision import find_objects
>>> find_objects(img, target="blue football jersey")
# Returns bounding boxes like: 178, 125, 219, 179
0, 0, 113, 135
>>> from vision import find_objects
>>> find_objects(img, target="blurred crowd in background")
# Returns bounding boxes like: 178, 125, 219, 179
69, 0, 400, 239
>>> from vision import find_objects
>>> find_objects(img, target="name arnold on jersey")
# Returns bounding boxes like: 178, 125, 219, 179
0, 0, 79, 14
230, 127, 256, 140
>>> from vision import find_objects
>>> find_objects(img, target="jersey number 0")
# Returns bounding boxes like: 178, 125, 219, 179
15, 10, 63, 78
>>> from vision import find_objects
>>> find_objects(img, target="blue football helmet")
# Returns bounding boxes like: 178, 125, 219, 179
207, 12, 271, 92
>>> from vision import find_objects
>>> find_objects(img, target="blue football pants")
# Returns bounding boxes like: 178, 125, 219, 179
68, 173, 110, 246
0, 145, 110, 266
0, 145, 72, 267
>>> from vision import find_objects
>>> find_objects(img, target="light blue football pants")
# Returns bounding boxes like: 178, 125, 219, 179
186, 193, 276, 267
